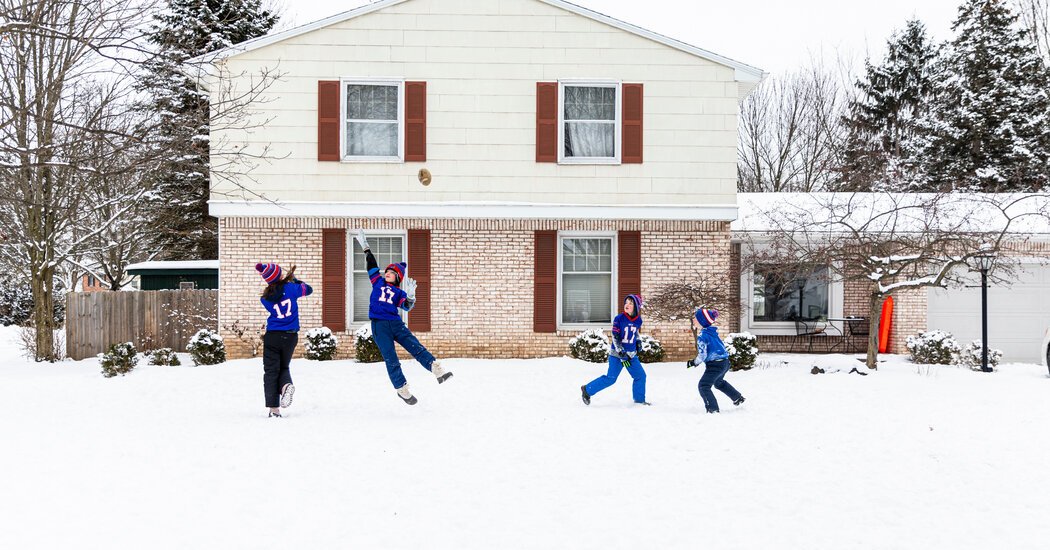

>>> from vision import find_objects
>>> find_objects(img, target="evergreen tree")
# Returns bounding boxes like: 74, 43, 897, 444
916, 0, 1050, 191
838, 20, 939, 190
139, 0, 278, 259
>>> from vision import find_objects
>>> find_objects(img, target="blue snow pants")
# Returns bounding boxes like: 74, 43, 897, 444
698, 358, 742, 413
585, 355, 647, 403
371, 319, 436, 389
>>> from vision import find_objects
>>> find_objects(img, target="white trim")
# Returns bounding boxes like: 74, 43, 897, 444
558, 80, 622, 165
209, 201, 739, 221
557, 232, 618, 331
193, 0, 766, 84
347, 230, 408, 329
340, 78, 405, 163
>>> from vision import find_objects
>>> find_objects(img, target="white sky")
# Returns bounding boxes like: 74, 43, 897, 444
273, 0, 966, 74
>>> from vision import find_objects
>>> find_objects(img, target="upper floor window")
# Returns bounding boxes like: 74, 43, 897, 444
560, 82, 621, 164
342, 80, 403, 161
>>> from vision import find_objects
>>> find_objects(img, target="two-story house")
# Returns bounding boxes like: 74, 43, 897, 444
206, 0, 766, 359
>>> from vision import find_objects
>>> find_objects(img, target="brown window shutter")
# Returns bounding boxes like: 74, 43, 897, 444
407, 229, 431, 332
534, 230, 557, 332
321, 229, 346, 332
536, 82, 558, 163
622, 83, 643, 164
318, 80, 341, 161
405, 81, 427, 162
618, 231, 641, 304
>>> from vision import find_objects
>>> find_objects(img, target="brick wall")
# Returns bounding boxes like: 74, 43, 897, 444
219, 217, 730, 361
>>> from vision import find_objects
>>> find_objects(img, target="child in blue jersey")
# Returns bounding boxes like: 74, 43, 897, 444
355, 230, 451, 405
257, 262, 313, 418
581, 294, 649, 406
688, 308, 745, 413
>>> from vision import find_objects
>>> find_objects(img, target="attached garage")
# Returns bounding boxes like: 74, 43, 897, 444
927, 262, 1050, 364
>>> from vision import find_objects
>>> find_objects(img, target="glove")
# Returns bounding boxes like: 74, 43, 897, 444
627, 351, 638, 360
621, 357, 632, 368
686, 359, 699, 368
402, 277, 417, 300
355, 229, 370, 251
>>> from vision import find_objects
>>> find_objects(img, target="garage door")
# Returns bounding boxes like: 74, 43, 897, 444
927, 263, 1050, 364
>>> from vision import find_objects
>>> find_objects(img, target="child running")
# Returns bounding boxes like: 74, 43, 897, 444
688, 308, 745, 413
356, 229, 451, 405
257, 262, 313, 418
581, 294, 650, 406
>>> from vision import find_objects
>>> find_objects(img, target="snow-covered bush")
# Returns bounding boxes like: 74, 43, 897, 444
906, 330, 960, 365
569, 329, 609, 363
305, 327, 339, 361
636, 333, 665, 363
954, 340, 1004, 371
100, 342, 138, 378
354, 325, 383, 363
147, 348, 181, 366
0, 284, 65, 327
726, 332, 759, 371
187, 329, 226, 366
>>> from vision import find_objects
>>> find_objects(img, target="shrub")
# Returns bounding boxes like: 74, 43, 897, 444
636, 333, 665, 363
906, 330, 960, 365
187, 329, 226, 366
100, 342, 138, 378
354, 325, 383, 363
147, 348, 181, 366
954, 340, 1004, 371
569, 329, 609, 363
726, 332, 759, 371
305, 327, 339, 361
0, 284, 65, 327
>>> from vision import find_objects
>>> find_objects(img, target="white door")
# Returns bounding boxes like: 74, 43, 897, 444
927, 263, 1050, 364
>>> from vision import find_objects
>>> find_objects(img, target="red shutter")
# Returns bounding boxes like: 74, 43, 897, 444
321, 229, 346, 332
618, 231, 641, 305
536, 82, 558, 163
622, 83, 643, 164
318, 80, 340, 161
534, 230, 557, 332
405, 81, 427, 162
407, 229, 431, 332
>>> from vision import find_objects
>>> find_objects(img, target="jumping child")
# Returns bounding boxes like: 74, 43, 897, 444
356, 230, 451, 405
688, 308, 745, 413
257, 262, 313, 418
581, 294, 649, 406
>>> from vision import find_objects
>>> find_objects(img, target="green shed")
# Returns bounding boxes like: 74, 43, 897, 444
126, 260, 219, 291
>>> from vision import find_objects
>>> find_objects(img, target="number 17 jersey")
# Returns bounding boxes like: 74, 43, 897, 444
613, 312, 643, 353
261, 282, 312, 332
368, 268, 409, 321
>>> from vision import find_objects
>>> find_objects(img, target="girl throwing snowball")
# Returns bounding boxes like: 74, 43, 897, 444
257, 262, 313, 418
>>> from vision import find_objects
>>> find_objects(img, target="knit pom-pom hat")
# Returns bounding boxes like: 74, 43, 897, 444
695, 308, 719, 328
624, 294, 643, 316
256, 263, 282, 284
385, 262, 407, 285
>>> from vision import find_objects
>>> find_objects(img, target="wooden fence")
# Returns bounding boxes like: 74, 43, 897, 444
66, 290, 218, 360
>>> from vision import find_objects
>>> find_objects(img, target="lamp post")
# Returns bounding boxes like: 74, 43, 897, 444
974, 250, 996, 373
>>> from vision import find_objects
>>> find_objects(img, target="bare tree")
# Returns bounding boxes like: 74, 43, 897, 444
1015, 0, 1050, 60
644, 273, 740, 325
738, 192, 1050, 369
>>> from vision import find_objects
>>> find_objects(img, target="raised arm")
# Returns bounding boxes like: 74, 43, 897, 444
357, 229, 383, 286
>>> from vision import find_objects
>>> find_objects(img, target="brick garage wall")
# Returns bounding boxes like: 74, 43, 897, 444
219, 217, 731, 361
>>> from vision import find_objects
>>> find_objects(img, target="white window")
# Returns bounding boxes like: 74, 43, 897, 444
559, 81, 621, 164
341, 79, 404, 161
179, 281, 196, 290
741, 261, 844, 335
350, 234, 405, 323
559, 235, 616, 327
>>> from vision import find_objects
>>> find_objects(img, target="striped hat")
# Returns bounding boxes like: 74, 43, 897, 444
385, 262, 407, 284
624, 294, 643, 315
255, 263, 282, 284
695, 308, 719, 328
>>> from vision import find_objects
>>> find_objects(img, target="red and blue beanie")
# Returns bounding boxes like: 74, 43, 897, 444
625, 294, 643, 315
696, 308, 719, 328
385, 262, 407, 284
255, 263, 282, 284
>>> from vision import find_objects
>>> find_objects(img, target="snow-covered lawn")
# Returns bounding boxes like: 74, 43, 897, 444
2, 327, 1049, 549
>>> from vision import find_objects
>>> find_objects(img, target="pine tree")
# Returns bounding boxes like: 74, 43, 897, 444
916, 0, 1050, 192
139, 0, 278, 259
838, 20, 939, 190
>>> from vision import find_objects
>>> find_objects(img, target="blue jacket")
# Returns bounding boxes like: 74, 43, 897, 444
694, 326, 729, 364
610, 312, 643, 358
260, 280, 313, 331
365, 249, 414, 321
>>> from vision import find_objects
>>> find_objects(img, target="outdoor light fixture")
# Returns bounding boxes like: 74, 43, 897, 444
974, 249, 997, 373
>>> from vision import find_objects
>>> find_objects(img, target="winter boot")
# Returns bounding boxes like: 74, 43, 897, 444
432, 361, 453, 384
397, 384, 418, 405
580, 385, 591, 406
635, 401, 652, 406
733, 396, 746, 406
268, 410, 282, 418
280, 383, 295, 408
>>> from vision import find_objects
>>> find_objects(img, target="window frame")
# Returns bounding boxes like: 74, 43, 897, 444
339, 78, 405, 163
557, 80, 622, 165
347, 230, 408, 328
740, 262, 844, 336
556, 231, 618, 331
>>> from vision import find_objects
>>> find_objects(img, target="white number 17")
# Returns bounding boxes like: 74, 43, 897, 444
272, 299, 292, 319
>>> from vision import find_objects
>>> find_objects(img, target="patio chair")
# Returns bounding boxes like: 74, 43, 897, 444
791, 317, 827, 353
845, 318, 870, 353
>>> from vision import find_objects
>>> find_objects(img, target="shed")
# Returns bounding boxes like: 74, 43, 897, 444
126, 260, 220, 291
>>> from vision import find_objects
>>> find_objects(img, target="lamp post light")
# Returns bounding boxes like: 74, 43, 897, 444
974, 250, 997, 373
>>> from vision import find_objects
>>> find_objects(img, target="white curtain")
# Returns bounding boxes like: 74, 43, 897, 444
563, 86, 616, 158
346, 84, 399, 157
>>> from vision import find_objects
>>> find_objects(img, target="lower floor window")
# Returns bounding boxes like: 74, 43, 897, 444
752, 265, 830, 322
561, 237, 613, 324
352, 235, 405, 323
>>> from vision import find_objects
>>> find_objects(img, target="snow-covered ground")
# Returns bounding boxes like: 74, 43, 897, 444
2, 326, 1049, 549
